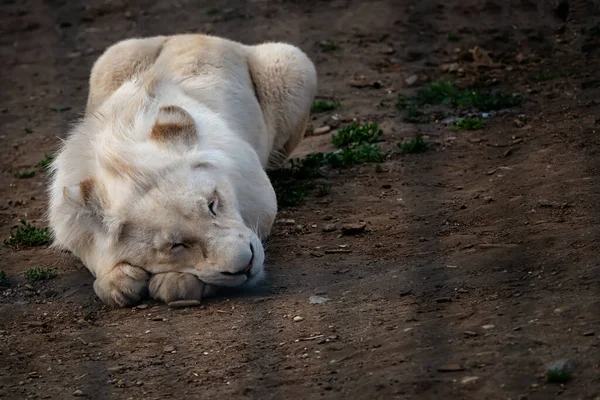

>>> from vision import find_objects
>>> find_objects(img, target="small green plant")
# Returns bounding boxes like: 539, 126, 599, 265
399, 135, 430, 154
319, 41, 340, 53
24, 128, 33, 134
36, 154, 54, 169
397, 80, 521, 113
447, 33, 461, 41
14, 169, 36, 179
25, 267, 57, 282
205, 7, 219, 15
0, 271, 8, 287
451, 117, 486, 131
325, 144, 384, 167
332, 122, 383, 148
311, 100, 341, 113
4, 221, 51, 248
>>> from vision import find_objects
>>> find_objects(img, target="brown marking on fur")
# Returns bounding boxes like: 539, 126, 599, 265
79, 178, 95, 203
150, 106, 197, 145
101, 156, 137, 180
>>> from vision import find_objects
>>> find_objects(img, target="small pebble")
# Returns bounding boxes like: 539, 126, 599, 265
293, 316, 304, 322
341, 222, 366, 235
464, 331, 478, 337
481, 324, 495, 330
72, 389, 85, 397
168, 300, 201, 309
163, 345, 175, 353
583, 331, 595, 337
309, 295, 329, 304
435, 297, 452, 303
322, 224, 337, 232
460, 376, 479, 384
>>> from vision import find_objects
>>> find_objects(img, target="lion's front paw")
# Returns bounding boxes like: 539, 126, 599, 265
93, 263, 150, 307
149, 272, 218, 304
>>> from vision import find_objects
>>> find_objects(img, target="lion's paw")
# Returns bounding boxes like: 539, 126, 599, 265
93, 263, 150, 307
149, 272, 218, 304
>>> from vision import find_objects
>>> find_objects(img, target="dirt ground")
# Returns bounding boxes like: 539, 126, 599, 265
1, 0, 600, 399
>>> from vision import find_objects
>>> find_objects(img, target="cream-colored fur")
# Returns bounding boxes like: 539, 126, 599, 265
48, 34, 317, 307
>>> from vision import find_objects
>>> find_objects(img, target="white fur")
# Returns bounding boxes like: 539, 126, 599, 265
48, 34, 317, 306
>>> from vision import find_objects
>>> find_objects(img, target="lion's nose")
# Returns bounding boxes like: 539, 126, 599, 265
220, 243, 254, 276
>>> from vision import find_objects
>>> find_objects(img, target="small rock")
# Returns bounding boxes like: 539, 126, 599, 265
437, 364, 464, 372
136, 381, 143, 386
349, 76, 372, 88
547, 359, 574, 383
435, 297, 452, 303
278, 219, 296, 225
341, 222, 366, 235
323, 224, 337, 232
481, 324, 495, 330
381, 47, 395, 55
309, 295, 329, 304
464, 331, 478, 337
44, 289, 58, 298
405, 74, 419, 86
293, 316, 304, 322
514, 119, 525, 128
461, 376, 479, 384
136, 304, 148, 309
583, 331, 595, 337
381, 184, 392, 189
322, 215, 333, 221
484, 196, 494, 203
313, 125, 331, 135
168, 300, 201, 309
72, 389, 85, 397
440, 62, 460, 72
163, 345, 175, 353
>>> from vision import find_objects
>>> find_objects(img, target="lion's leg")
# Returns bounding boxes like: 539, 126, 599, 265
247, 43, 317, 169
93, 263, 150, 307
86, 36, 167, 115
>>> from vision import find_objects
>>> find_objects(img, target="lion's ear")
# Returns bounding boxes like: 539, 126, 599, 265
63, 178, 105, 220
149, 105, 197, 146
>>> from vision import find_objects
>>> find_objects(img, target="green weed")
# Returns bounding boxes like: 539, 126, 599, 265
4, 221, 51, 248
447, 33, 461, 42
397, 81, 522, 122
325, 144, 384, 167
311, 100, 341, 113
398, 134, 430, 154
25, 267, 57, 282
269, 126, 385, 207
0, 271, 8, 287
205, 7, 220, 15
36, 154, 54, 169
452, 117, 486, 131
14, 169, 36, 179
332, 122, 382, 147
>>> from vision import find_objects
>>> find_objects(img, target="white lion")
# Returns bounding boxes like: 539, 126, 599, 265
48, 35, 317, 306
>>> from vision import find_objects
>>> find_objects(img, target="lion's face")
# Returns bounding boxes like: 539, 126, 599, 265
109, 164, 266, 287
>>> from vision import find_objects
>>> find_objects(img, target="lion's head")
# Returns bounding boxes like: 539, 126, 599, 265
50, 79, 276, 292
